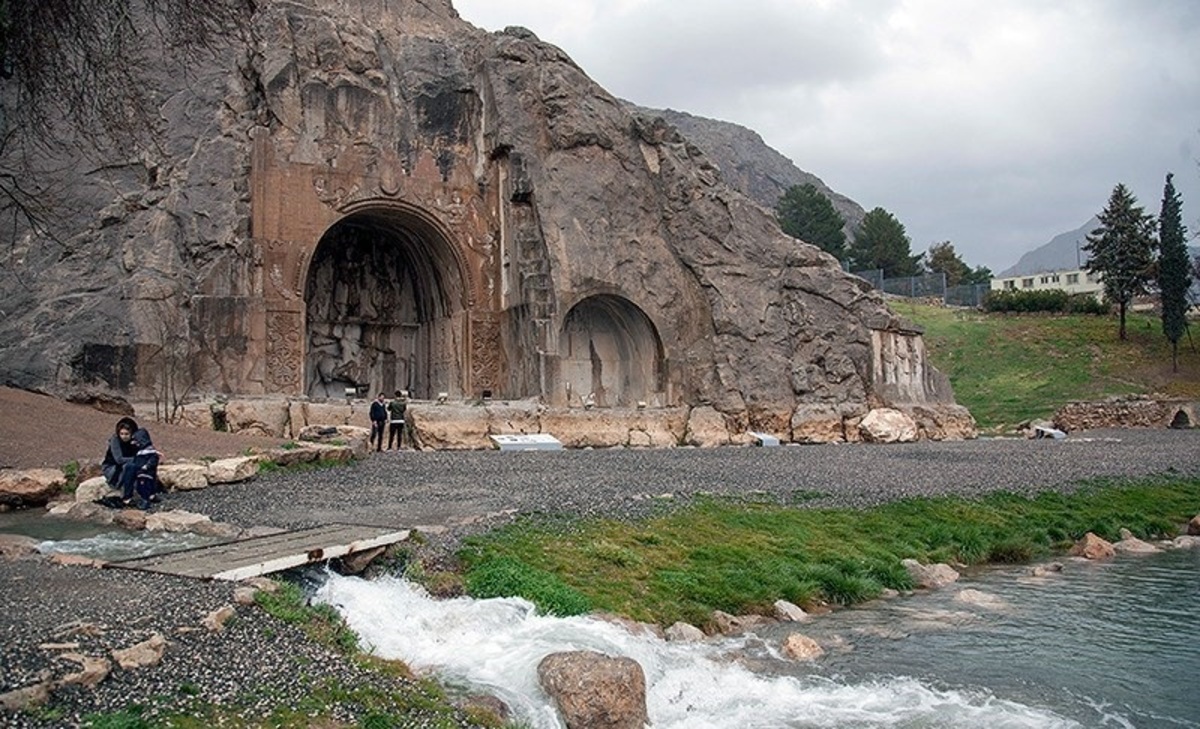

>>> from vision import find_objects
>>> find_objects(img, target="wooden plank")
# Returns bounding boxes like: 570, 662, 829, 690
110, 524, 409, 581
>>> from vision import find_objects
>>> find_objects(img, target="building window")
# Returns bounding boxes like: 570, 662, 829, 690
1051, 275, 1060, 283
1022, 278, 1034, 288
1067, 273, 1079, 284
1004, 280, 1016, 290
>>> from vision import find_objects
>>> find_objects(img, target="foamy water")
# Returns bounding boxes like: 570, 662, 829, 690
38, 530, 221, 561
315, 575, 1079, 728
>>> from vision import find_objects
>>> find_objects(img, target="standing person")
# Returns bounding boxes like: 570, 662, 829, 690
101, 417, 139, 490
387, 390, 408, 450
369, 392, 388, 452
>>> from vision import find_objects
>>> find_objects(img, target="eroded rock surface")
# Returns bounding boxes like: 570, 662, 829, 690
0, 0, 973, 444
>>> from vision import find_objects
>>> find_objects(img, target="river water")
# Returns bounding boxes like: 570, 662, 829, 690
315, 547, 1200, 729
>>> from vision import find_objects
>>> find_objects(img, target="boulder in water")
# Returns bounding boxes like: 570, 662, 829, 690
537, 651, 648, 729
902, 559, 960, 588
1188, 515, 1200, 536
664, 622, 705, 642
781, 632, 825, 661
1069, 532, 1115, 560
1113, 529, 1161, 554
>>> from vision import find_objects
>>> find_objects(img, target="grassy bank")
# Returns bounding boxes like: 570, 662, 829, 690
892, 303, 1200, 431
459, 477, 1200, 628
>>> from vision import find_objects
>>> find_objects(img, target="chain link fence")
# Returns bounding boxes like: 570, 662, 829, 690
849, 269, 990, 308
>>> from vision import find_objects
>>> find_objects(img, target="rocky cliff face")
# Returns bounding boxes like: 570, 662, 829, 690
0, 0, 973, 441
626, 105, 866, 239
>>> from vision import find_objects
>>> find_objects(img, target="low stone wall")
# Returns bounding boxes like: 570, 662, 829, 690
133, 398, 978, 450
1054, 396, 1198, 432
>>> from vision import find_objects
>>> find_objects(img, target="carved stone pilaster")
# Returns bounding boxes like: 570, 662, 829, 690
470, 314, 502, 395
265, 308, 304, 393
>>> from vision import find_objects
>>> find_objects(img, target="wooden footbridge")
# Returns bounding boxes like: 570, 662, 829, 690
109, 524, 410, 581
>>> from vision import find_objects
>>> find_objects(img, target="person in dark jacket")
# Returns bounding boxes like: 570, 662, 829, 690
122, 428, 161, 510
369, 392, 388, 452
387, 390, 409, 450
101, 417, 139, 489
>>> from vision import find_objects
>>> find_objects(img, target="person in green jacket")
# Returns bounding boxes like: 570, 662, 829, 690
387, 390, 409, 450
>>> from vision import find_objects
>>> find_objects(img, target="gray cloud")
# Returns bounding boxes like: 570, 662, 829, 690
456, 0, 1200, 270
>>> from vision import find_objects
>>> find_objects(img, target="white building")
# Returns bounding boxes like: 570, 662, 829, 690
990, 268, 1103, 297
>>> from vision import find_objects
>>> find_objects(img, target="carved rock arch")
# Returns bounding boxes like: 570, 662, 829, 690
303, 203, 472, 400
556, 294, 666, 407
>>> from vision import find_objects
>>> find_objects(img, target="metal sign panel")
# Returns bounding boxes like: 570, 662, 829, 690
490, 434, 563, 451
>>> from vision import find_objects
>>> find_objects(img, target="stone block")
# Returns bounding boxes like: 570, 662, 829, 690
206, 456, 260, 484
158, 463, 209, 491
225, 399, 290, 438
684, 406, 731, 447
409, 404, 491, 450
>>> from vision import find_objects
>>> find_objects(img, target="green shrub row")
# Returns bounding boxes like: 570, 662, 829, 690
982, 288, 1110, 314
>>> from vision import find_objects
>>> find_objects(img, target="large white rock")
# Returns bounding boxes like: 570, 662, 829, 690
206, 456, 260, 484
773, 599, 810, 622
74, 476, 115, 503
902, 559, 960, 589
158, 463, 209, 491
858, 408, 919, 444
664, 622, 706, 642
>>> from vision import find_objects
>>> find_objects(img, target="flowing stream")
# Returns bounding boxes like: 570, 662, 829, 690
316, 547, 1200, 728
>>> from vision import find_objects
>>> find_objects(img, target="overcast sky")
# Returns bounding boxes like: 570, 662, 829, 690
453, 0, 1199, 272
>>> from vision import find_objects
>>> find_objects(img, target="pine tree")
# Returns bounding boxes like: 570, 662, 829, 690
925, 241, 972, 286
1083, 184, 1158, 341
847, 207, 923, 278
775, 184, 847, 260
1157, 173, 1191, 371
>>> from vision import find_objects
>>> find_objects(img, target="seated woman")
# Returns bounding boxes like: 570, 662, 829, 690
101, 417, 139, 490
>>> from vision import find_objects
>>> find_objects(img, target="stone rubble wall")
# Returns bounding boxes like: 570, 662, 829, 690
1053, 397, 1198, 432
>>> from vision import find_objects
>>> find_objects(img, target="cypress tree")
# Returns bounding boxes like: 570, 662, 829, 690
1083, 184, 1158, 341
1157, 173, 1191, 371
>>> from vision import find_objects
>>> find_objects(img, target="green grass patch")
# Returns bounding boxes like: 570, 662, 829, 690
253, 581, 359, 654
459, 477, 1200, 627
892, 302, 1200, 431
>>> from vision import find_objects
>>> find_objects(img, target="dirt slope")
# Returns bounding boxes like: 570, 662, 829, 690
0, 387, 286, 471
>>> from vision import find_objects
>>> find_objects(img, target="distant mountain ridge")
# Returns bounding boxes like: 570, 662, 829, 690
998, 218, 1099, 278
626, 103, 866, 238
1000, 218, 1199, 281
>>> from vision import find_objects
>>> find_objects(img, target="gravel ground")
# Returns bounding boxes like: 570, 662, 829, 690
3, 428, 1199, 726
171, 429, 1200, 538
0, 561, 480, 728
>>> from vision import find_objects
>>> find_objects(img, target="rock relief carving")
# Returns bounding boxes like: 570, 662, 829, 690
266, 311, 303, 391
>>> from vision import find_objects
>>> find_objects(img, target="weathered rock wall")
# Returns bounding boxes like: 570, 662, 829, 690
0, 0, 975, 441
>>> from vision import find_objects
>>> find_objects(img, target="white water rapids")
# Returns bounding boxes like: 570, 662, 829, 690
315, 574, 1078, 729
